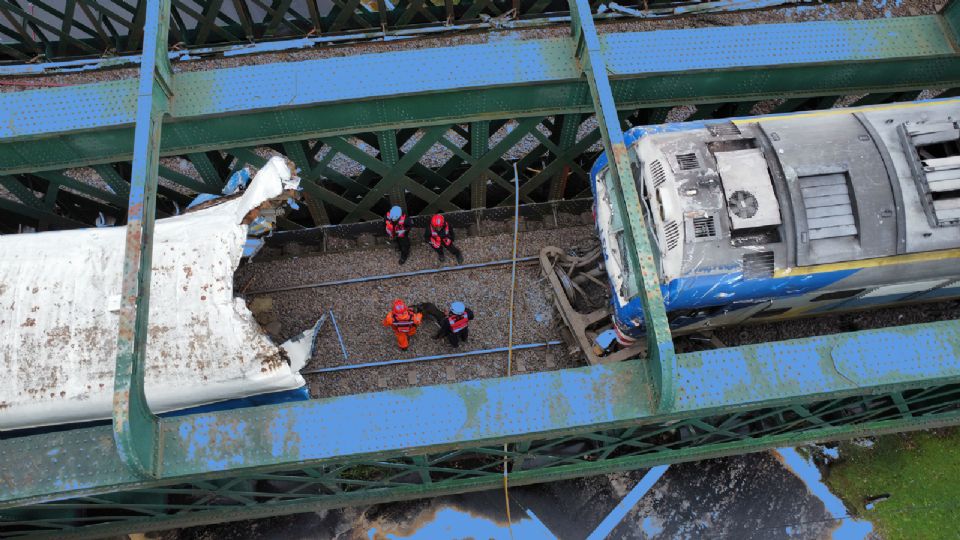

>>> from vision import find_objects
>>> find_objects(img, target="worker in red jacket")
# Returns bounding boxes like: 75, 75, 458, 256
434, 301, 474, 348
382, 298, 423, 350
424, 213, 463, 264
385, 205, 410, 265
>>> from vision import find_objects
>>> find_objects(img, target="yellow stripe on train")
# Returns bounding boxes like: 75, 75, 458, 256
773, 248, 960, 279
732, 97, 960, 126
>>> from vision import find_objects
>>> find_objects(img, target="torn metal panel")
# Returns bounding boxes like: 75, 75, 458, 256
280, 315, 327, 369
0, 156, 306, 431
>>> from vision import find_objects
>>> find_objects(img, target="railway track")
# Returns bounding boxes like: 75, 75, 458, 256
238, 217, 960, 400
239, 223, 600, 399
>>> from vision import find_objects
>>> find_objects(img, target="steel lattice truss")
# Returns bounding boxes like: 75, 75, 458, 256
3, 375, 960, 537
0, 91, 941, 233
3, 1, 960, 537
0, 0, 830, 63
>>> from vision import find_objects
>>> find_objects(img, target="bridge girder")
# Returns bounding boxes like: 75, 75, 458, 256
3, 2, 960, 537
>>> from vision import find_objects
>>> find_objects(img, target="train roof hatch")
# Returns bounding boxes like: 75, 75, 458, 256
715, 148, 782, 230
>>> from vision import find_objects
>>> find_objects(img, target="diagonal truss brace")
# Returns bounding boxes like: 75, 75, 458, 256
113, 0, 173, 479
567, 0, 676, 411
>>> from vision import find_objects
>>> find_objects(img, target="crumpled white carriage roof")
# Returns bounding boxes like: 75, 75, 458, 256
0, 156, 306, 431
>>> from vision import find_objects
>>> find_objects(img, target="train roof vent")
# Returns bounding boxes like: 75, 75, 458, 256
715, 148, 782, 230
798, 173, 857, 240
903, 121, 960, 226
693, 216, 717, 238
742, 251, 775, 278
708, 122, 741, 137
649, 159, 667, 188
677, 153, 700, 170
920, 156, 960, 224
664, 219, 680, 251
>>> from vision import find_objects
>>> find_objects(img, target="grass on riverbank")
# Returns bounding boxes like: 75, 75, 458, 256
824, 428, 960, 540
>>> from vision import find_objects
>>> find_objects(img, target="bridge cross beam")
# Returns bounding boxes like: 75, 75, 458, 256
566, 0, 676, 411
112, 0, 173, 479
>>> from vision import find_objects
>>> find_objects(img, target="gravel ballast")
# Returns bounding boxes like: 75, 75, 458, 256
248, 212, 960, 401
245, 223, 598, 398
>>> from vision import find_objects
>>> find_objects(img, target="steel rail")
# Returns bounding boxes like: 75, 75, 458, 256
245, 256, 540, 295
328, 309, 349, 361
302, 341, 562, 373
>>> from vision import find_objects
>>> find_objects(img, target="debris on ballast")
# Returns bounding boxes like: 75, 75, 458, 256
280, 315, 328, 371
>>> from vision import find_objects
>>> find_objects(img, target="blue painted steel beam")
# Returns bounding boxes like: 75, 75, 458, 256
2, 15, 960, 174
568, 0, 676, 410
3, 319, 958, 507
112, 0, 173, 479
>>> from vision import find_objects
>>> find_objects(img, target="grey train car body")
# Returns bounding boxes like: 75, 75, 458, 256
590, 99, 960, 343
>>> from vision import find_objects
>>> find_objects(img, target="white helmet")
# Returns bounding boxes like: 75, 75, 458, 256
450, 301, 465, 315
388, 206, 403, 220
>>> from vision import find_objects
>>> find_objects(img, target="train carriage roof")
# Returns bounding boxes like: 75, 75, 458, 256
0, 157, 307, 431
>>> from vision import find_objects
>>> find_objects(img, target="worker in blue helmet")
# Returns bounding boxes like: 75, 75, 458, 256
434, 301, 474, 348
384, 205, 410, 265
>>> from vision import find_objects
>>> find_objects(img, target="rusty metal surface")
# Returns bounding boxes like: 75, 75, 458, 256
111, 0, 173, 478
3, 15, 960, 176
4, 318, 960, 510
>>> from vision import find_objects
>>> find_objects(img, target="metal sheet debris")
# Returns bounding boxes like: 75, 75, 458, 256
0, 157, 305, 430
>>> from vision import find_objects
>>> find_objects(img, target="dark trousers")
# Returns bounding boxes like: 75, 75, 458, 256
432, 242, 462, 260
447, 327, 469, 347
393, 236, 410, 262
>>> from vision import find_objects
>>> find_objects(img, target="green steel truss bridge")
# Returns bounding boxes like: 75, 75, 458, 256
3, 0, 960, 536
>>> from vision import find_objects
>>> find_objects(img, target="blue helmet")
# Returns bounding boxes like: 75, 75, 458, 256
388, 206, 403, 220
450, 301, 465, 315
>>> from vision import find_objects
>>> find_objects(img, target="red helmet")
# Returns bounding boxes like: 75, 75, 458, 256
392, 299, 407, 314
431, 214, 445, 229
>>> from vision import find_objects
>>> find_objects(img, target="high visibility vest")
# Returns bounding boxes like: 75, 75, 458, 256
429, 224, 452, 248
448, 313, 469, 333
392, 311, 417, 333
386, 214, 407, 238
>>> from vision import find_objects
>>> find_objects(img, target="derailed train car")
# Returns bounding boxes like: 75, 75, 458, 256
545, 99, 960, 363
0, 156, 317, 432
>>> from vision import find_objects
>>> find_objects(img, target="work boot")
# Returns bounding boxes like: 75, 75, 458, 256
455, 251, 464, 264
399, 253, 408, 265
437, 249, 445, 262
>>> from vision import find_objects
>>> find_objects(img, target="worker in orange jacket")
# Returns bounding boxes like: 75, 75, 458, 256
382, 298, 423, 350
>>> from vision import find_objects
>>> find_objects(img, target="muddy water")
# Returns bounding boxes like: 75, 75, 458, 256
165, 450, 858, 539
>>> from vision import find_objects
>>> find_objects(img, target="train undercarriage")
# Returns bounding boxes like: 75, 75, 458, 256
540, 245, 648, 365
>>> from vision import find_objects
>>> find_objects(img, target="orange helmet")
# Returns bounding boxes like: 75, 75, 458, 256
392, 299, 407, 314
431, 214, 445, 229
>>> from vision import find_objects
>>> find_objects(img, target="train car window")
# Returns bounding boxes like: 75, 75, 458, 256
668, 306, 726, 322
631, 161, 643, 188
751, 307, 792, 319
810, 288, 866, 302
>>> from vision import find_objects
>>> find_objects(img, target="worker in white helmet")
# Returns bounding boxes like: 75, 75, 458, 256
384, 205, 410, 265
434, 301, 474, 348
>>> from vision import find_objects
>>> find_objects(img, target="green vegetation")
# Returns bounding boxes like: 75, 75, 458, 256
824, 428, 960, 540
